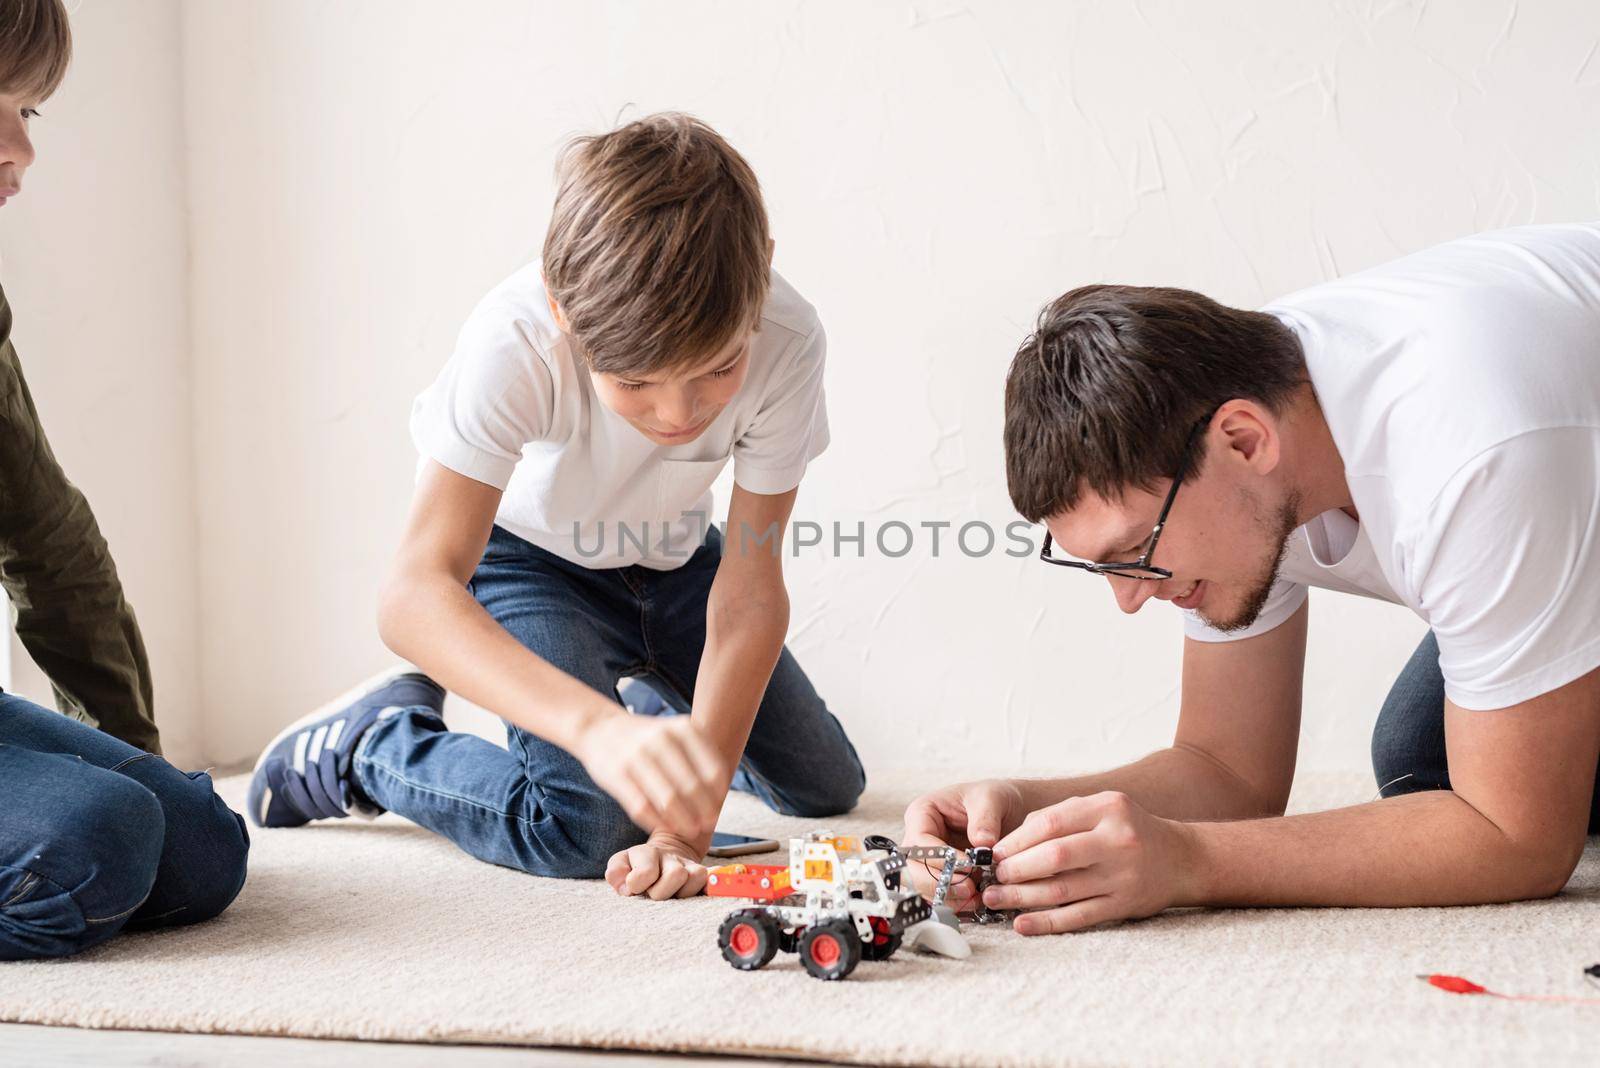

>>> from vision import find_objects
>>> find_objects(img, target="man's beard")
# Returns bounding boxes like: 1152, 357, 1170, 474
1200, 492, 1302, 634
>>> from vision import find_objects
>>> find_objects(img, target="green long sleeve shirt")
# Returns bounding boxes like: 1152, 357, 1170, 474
0, 280, 162, 754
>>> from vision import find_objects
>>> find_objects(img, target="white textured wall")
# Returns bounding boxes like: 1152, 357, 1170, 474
171, 0, 1598, 776
1, 1, 201, 765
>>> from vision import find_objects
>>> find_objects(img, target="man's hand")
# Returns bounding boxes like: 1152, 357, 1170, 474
904, 778, 1028, 848
605, 830, 711, 900
988, 791, 1201, 935
902, 779, 1028, 908
573, 713, 724, 838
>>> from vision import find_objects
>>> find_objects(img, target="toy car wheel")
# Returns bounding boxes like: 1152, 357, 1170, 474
779, 927, 800, 954
860, 916, 903, 961
798, 919, 862, 980
718, 910, 779, 971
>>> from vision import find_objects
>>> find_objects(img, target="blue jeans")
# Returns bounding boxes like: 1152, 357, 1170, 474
1372, 630, 1600, 833
353, 524, 865, 878
0, 692, 250, 960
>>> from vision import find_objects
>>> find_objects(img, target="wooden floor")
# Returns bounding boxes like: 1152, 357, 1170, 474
0, 1023, 826, 1067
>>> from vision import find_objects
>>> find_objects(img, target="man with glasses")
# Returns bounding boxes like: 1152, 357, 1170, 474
905, 223, 1600, 935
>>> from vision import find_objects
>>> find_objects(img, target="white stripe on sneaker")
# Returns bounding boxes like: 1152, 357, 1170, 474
308, 724, 330, 764
325, 718, 346, 751
293, 731, 310, 774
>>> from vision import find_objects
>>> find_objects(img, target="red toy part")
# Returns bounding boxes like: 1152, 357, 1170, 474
706, 864, 792, 901
1419, 973, 1600, 1004
1422, 974, 1490, 995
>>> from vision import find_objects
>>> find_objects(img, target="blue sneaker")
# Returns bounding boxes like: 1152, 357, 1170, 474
247, 669, 446, 828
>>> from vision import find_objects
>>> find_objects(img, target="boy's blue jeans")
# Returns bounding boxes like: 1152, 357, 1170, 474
353, 524, 866, 878
1372, 630, 1600, 833
0, 693, 250, 960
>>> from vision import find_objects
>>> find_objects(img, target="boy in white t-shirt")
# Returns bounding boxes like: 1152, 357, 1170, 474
906, 224, 1600, 934
247, 114, 863, 898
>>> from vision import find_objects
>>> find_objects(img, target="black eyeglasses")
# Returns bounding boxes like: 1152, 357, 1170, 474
1038, 409, 1217, 581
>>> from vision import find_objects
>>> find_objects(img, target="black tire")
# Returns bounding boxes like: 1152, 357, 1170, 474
860, 916, 902, 961
798, 919, 862, 980
718, 910, 779, 971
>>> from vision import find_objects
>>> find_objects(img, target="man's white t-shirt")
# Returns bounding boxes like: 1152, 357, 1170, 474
410, 262, 829, 570
1184, 223, 1600, 711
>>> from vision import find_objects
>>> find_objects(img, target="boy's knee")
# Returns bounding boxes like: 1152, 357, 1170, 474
176, 799, 250, 924
143, 772, 251, 926
825, 760, 868, 816
773, 758, 866, 819
0, 778, 164, 960
72, 773, 167, 893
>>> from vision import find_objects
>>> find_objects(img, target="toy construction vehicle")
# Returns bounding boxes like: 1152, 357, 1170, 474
708, 830, 970, 980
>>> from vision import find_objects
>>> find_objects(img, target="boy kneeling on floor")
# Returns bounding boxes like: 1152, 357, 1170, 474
249, 114, 864, 899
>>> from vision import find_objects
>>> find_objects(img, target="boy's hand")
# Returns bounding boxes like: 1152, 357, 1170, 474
987, 791, 1201, 935
605, 830, 710, 900
574, 712, 724, 837
901, 779, 1027, 908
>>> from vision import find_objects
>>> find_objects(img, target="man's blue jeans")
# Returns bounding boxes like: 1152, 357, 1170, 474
0, 693, 250, 960
1372, 630, 1600, 833
353, 524, 866, 879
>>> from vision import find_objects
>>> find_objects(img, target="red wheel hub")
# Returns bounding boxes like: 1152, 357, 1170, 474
810, 934, 841, 966
730, 923, 759, 957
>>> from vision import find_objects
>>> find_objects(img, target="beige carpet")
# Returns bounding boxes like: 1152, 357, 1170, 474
1, 769, 1596, 1067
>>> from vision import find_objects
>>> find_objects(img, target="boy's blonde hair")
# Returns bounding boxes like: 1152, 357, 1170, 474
542, 113, 770, 376
0, 0, 70, 101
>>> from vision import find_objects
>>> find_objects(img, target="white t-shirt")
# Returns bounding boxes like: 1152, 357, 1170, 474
410, 261, 829, 570
1184, 223, 1600, 711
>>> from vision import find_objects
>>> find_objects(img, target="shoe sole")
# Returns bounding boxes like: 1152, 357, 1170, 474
250, 664, 433, 825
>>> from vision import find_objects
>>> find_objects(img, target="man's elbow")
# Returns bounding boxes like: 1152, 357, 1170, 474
1254, 790, 1292, 820
1169, 743, 1289, 819
1523, 838, 1585, 898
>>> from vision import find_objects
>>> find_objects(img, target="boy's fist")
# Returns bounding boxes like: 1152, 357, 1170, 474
606, 831, 709, 899
575, 712, 724, 837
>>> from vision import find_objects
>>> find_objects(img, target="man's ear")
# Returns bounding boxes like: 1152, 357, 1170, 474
1216, 401, 1282, 476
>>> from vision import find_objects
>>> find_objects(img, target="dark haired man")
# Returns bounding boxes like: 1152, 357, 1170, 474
906, 223, 1600, 935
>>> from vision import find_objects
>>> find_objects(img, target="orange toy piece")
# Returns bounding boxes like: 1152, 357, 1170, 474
706, 863, 792, 901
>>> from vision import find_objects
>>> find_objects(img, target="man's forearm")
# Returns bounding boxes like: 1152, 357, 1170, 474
1183, 790, 1579, 908
1013, 745, 1283, 823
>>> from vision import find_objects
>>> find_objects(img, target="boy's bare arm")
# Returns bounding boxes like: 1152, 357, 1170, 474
689, 484, 800, 778
378, 461, 721, 836
602, 484, 800, 899
378, 461, 616, 753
